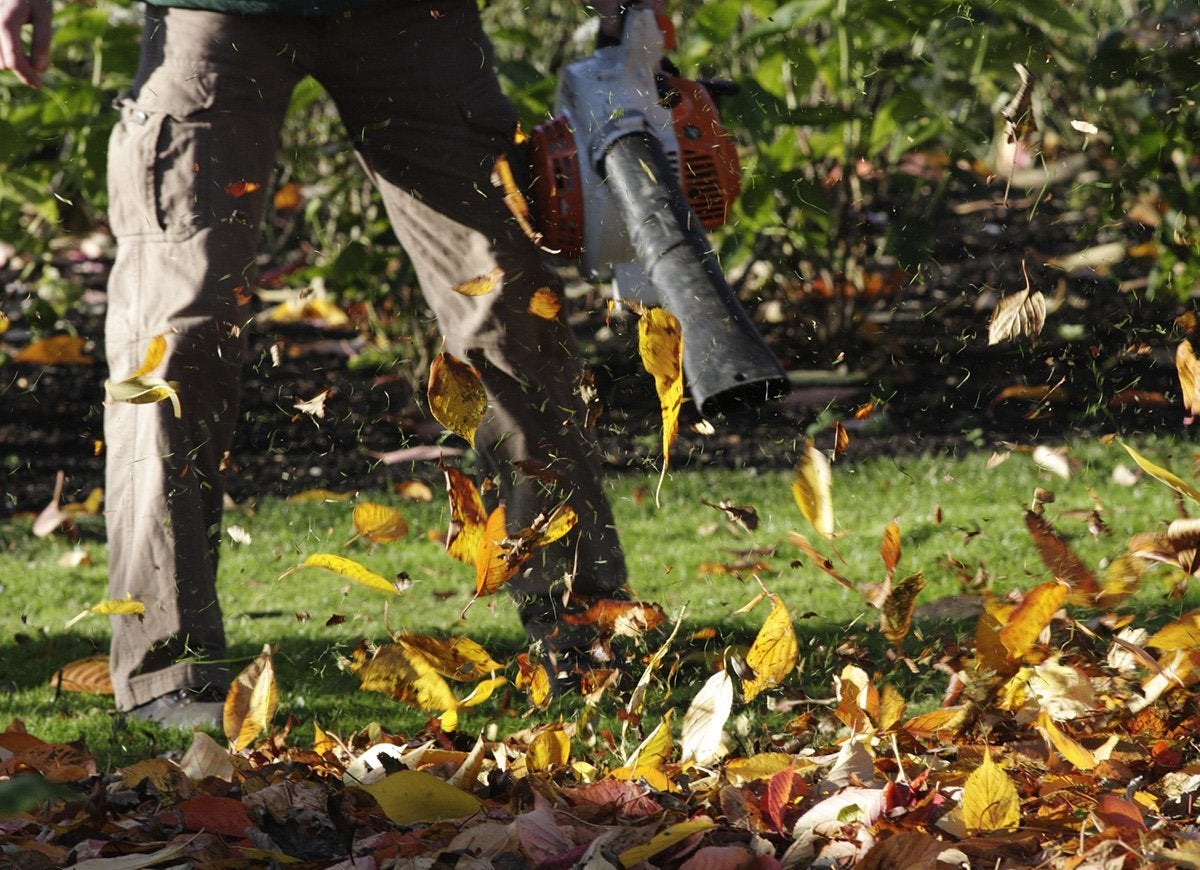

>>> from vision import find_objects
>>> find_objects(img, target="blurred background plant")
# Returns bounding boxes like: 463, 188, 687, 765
1, 0, 1196, 372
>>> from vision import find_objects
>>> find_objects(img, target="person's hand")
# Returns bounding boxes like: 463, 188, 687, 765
0, 0, 51, 88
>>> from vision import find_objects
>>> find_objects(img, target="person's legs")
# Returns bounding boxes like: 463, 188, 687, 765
104, 6, 305, 711
316, 1, 628, 635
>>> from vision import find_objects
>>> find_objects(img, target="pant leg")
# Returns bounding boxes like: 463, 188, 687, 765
315, 1, 628, 621
105, 7, 305, 710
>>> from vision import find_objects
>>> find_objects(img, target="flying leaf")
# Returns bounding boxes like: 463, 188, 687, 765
1177, 341, 1200, 416
680, 669, 733, 766
701, 498, 759, 532
13, 335, 94, 366
224, 644, 277, 752
528, 288, 562, 320
988, 278, 1046, 345
224, 180, 261, 197
999, 581, 1068, 662
791, 441, 834, 539
742, 595, 799, 701
363, 770, 482, 826
527, 725, 571, 773
452, 267, 504, 297
562, 599, 667, 639
294, 389, 331, 419
263, 297, 349, 327
638, 307, 684, 505
293, 553, 402, 595
1000, 63, 1036, 143
346, 643, 458, 715
104, 375, 182, 419
833, 420, 850, 459
32, 469, 68, 538
1035, 710, 1095, 771
131, 334, 167, 378
444, 467, 487, 564
64, 596, 146, 629
1031, 445, 1071, 480
880, 520, 901, 578
394, 634, 502, 682
352, 502, 408, 545
394, 480, 434, 502
1147, 610, 1200, 652
427, 352, 487, 447
492, 152, 545, 247
515, 653, 553, 711
1023, 510, 1097, 601
474, 505, 521, 598
787, 531, 854, 591
880, 571, 925, 647
960, 749, 1021, 833
1119, 441, 1200, 504
273, 181, 303, 211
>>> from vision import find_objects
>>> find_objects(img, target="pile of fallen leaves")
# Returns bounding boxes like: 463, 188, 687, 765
12, 435, 1200, 868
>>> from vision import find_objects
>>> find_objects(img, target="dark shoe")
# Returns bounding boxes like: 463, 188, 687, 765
126, 688, 225, 730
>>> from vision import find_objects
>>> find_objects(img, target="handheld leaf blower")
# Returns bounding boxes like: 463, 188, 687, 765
515, 7, 789, 417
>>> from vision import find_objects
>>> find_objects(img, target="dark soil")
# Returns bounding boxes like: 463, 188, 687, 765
1, 165, 1192, 517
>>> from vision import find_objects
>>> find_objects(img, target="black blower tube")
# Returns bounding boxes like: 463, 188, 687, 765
601, 132, 789, 417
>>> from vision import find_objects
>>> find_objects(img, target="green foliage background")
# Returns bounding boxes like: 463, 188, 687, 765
0, 0, 1197, 334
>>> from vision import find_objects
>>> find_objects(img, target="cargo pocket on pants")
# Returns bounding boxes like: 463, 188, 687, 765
107, 99, 211, 243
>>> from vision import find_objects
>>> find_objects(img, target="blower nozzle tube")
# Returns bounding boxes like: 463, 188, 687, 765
600, 131, 788, 417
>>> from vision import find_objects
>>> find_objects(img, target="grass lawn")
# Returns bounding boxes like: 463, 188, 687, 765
2, 433, 1197, 767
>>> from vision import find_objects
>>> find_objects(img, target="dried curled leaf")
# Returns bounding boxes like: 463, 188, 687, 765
988, 284, 1046, 345
105, 375, 182, 419
428, 352, 487, 447
880, 572, 925, 648
224, 644, 277, 752
1119, 441, 1200, 504
451, 267, 504, 297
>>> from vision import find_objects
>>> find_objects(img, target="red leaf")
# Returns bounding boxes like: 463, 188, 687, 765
176, 795, 254, 838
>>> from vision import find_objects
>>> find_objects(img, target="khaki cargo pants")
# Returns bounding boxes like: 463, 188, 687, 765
105, 0, 626, 711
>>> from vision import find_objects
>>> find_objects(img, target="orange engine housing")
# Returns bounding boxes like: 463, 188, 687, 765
528, 77, 740, 260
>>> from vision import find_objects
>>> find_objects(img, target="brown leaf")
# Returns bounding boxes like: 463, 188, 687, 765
833, 420, 850, 459
1023, 511, 1097, 600
701, 498, 759, 532
788, 531, 854, 592
881, 571, 925, 647
1001, 63, 1036, 143
224, 644, 277, 752
563, 599, 667, 638
51, 656, 114, 695
427, 352, 487, 446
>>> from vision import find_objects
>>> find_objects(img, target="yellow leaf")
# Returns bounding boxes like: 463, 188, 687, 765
14, 335, 94, 366
395, 480, 434, 502
264, 297, 349, 327
881, 571, 925, 647
527, 726, 571, 772
104, 375, 182, 419
64, 596, 146, 628
742, 595, 799, 701
1148, 610, 1200, 652
313, 721, 337, 756
428, 352, 487, 447
363, 769, 482, 826
974, 599, 1013, 674
457, 675, 507, 708
901, 706, 968, 739
1120, 441, 1200, 504
296, 553, 402, 595
515, 653, 553, 710
624, 713, 674, 770
444, 467, 487, 565
618, 819, 716, 867
1035, 711, 1095, 771
347, 644, 458, 714
352, 502, 408, 544
638, 307, 683, 504
999, 581, 1068, 661
880, 520, 901, 578
131, 334, 167, 378
475, 505, 521, 598
224, 644, 277, 751
726, 752, 809, 785
528, 287, 562, 320
451, 267, 504, 297
286, 489, 353, 504
960, 749, 1021, 833
877, 683, 906, 732
1178, 341, 1200, 416
792, 441, 833, 539
395, 634, 503, 682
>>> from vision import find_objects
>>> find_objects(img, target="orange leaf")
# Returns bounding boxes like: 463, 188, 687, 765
475, 505, 520, 597
273, 181, 303, 211
224, 180, 261, 197
528, 288, 562, 320
1148, 610, 1200, 652
1035, 710, 1095, 771
999, 581, 1068, 662
515, 653, 553, 710
562, 600, 667, 638
901, 706, 968, 739
1177, 340, 1200, 416
638, 307, 683, 504
880, 520, 901, 578
833, 420, 850, 459
427, 352, 487, 447
50, 655, 113, 695
451, 267, 504, 297
880, 571, 925, 648
14, 335, 94, 367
